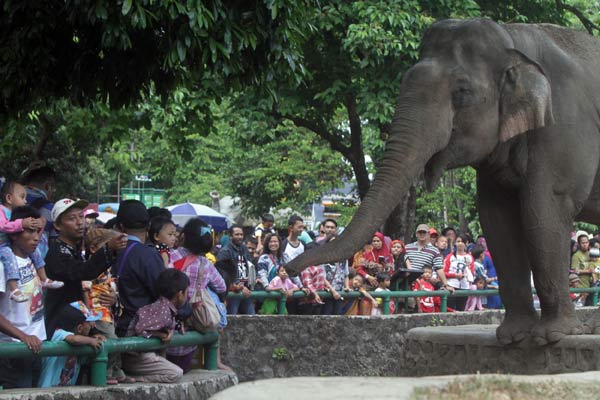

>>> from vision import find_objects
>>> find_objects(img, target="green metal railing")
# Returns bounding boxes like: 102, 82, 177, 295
0, 331, 219, 387
228, 286, 600, 314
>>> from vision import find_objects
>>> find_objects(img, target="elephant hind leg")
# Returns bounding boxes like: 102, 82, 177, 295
477, 174, 538, 345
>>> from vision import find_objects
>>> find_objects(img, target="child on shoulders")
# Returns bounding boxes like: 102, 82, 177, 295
0, 181, 62, 303
38, 301, 105, 387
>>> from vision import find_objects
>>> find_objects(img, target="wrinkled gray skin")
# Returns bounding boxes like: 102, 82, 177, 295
286, 18, 600, 346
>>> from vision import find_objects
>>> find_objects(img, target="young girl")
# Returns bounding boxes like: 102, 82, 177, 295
149, 216, 177, 267
464, 276, 487, 311
412, 265, 442, 313
0, 181, 62, 302
342, 274, 378, 315
443, 234, 474, 311
264, 267, 301, 314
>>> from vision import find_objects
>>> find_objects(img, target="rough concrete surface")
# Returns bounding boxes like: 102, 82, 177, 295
405, 324, 600, 375
0, 370, 237, 400
210, 371, 600, 400
221, 309, 597, 381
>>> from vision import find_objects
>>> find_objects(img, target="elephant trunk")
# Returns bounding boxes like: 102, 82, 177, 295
285, 62, 452, 274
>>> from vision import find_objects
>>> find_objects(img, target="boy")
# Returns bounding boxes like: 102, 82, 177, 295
373, 272, 395, 315
0, 181, 62, 302
412, 265, 441, 313
38, 302, 104, 387
121, 269, 188, 383
0, 206, 47, 388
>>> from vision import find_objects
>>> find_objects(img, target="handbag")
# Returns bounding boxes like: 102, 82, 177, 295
187, 256, 221, 332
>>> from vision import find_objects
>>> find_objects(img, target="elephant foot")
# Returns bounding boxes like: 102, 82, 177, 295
531, 314, 583, 346
496, 312, 538, 345
583, 307, 600, 334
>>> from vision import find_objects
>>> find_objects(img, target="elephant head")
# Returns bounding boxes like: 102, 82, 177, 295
285, 18, 554, 274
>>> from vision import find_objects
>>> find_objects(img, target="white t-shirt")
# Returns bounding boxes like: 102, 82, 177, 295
0, 256, 46, 342
283, 240, 304, 264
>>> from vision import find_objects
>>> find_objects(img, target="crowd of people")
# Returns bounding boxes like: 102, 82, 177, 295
0, 164, 595, 390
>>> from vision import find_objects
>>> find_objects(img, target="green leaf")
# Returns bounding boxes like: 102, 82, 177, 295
122, 0, 133, 16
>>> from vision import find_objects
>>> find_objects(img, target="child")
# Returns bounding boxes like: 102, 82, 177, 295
372, 272, 396, 315
149, 217, 178, 267
121, 269, 188, 383
471, 245, 497, 287
263, 267, 301, 314
343, 274, 378, 315
38, 301, 104, 387
464, 276, 487, 311
569, 273, 583, 306
0, 181, 63, 302
412, 265, 442, 313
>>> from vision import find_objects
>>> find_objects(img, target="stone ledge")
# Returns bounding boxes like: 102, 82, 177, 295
0, 370, 237, 400
404, 324, 600, 375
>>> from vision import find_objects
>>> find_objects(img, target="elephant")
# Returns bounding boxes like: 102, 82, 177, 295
285, 18, 600, 346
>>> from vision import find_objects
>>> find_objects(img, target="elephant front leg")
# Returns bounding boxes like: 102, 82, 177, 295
477, 175, 538, 345
522, 190, 583, 345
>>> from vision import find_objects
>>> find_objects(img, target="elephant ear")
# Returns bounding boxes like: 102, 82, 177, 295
499, 49, 554, 142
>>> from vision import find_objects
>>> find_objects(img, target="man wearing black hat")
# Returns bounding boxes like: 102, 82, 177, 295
113, 200, 166, 337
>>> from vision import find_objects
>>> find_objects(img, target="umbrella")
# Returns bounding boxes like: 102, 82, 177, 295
166, 202, 233, 232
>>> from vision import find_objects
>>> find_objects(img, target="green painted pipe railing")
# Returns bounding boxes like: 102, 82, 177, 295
0, 331, 219, 387
228, 286, 600, 314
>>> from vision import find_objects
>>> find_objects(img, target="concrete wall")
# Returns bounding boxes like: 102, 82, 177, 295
220, 309, 597, 382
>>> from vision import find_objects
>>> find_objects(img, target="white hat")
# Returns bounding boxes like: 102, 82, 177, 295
575, 230, 589, 242
51, 198, 89, 222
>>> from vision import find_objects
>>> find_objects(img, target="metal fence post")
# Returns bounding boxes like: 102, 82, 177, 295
594, 287, 599, 306
90, 345, 108, 386
278, 293, 287, 315
383, 297, 391, 315
440, 292, 448, 313
203, 338, 219, 370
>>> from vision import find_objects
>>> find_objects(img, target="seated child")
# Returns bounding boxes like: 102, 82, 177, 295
38, 301, 104, 387
464, 276, 486, 311
121, 269, 188, 383
0, 181, 62, 302
372, 272, 396, 315
342, 274, 378, 316
263, 267, 301, 314
412, 265, 442, 313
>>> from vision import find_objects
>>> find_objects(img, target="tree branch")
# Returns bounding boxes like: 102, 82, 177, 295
555, 0, 600, 35
272, 111, 352, 158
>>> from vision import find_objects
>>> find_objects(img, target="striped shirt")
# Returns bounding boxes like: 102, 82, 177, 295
405, 242, 443, 271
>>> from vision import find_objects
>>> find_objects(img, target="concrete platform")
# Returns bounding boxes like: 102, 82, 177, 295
0, 369, 237, 400
210, 371, 600, 400
404, 324, 600, 375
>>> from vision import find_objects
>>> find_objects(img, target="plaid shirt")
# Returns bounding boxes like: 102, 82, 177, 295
300, 265, 326, 304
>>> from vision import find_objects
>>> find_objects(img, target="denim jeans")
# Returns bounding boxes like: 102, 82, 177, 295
226, 297, 255, 315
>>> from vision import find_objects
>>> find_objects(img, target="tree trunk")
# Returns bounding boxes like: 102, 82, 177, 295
383, 181, 417, 241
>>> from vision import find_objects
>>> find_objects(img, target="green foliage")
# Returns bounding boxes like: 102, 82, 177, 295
0, 0, 312, 116
272, 347, 291, 361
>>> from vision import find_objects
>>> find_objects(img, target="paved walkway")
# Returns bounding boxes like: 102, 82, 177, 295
211, 371, 600, 400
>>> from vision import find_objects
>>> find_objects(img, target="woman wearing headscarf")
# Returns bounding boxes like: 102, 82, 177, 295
357, 232, 391, 288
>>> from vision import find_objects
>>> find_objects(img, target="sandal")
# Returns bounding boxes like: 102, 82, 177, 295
42, 279, 64, 289
106, 378, 119, 385
9, 288, 29, 303
116, 376, 136, 384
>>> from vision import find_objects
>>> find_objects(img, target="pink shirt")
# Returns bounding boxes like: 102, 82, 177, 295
0, 205, 23, 246
267, 276, 299, 291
